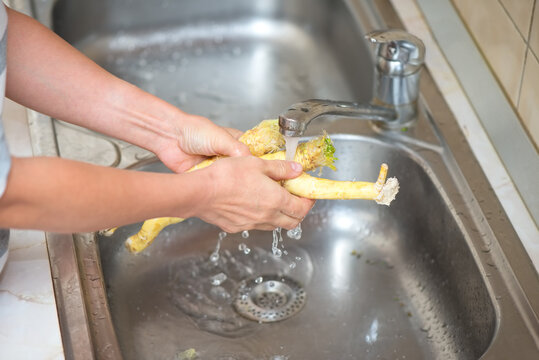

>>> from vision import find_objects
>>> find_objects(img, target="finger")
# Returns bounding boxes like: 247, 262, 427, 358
223, 127, 244, 140
162, 154, 208, 173
281, 195, 315, 220
248, 215, 300, 232
211, 129, 251, 157
273, 212, 302, 230
262, 160, 303, 181
252, 224, 278, 232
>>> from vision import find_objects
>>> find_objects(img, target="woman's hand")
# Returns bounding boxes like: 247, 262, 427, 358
3, 8, 250, 175
189, 156, 315, 233
152, 114, 251, 173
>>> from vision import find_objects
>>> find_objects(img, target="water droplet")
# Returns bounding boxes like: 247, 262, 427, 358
238, 243, 251, 255
241, 230, 250, 238
286, 223, 302, 240
210, 285, 230, 300
255, 276, 263, 284
210, 232, 227, 263
210, 272, 227, 286
289, 262, 297, 269
209, 252, 219, 263
272, 228, 283, 257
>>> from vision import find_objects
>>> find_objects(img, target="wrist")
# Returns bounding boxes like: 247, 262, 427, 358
175, 167, 215, 219
105, 80, 184, 154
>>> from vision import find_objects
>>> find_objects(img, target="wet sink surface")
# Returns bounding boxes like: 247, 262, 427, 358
53, 0, 372, 130
99, 136, 494, 359
33, 0, 539, 359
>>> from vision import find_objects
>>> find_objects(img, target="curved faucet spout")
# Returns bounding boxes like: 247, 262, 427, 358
279, 31, 425, 137
278, 99, 397, 137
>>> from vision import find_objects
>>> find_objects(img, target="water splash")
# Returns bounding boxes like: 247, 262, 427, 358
168, 246, 294, 337
209, 231, 227, 263
286, 223, 302, 240
272, 228, 283, 257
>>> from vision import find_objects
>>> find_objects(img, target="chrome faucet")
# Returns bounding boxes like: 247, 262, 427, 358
279, 30, 425, 136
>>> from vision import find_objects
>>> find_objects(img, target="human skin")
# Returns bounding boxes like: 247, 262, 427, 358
0, 7, 314, 233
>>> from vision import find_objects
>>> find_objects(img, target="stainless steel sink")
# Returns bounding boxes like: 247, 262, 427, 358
97, 135, 496, 360
17, 0, 539, 359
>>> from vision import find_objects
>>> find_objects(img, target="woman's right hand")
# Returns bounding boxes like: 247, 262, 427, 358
189, 156, 315, 233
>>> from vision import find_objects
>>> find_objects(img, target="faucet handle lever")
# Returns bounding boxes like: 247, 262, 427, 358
366, 30, 425, 74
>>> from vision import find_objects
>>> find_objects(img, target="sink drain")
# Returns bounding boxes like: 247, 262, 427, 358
234, 275, 306, 323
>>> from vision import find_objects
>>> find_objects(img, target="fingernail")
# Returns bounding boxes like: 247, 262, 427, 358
290, 161, 303, 173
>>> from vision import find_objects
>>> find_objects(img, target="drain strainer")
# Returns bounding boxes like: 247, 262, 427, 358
234, 275, 306, 323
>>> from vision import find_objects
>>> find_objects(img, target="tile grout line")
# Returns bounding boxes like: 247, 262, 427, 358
497, 0, 532, 43
528, 0, 539, 62
516, 0, 536, 110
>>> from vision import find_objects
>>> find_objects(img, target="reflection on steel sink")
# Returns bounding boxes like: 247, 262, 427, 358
22, 0, 539, 359
52, 0, 373, 132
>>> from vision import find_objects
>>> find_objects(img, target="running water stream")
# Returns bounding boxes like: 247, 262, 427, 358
284, 135, 299, 162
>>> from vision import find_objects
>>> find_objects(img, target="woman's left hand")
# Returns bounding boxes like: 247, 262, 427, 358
152, 114, 250, 173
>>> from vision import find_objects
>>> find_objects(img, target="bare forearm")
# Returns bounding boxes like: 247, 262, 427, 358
0, 157, 202, 233
4, 7, 179, 154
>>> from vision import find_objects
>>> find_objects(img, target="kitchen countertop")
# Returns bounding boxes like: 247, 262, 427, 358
0, 0, 537, 358
0, 100, 64, 359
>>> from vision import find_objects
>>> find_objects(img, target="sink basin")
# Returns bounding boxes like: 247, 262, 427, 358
52, 0, 372, 131
98, 135, 494, 359
24, 0, 539, 359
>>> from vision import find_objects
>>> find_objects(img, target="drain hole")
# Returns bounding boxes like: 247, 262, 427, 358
233, 275, 306, 323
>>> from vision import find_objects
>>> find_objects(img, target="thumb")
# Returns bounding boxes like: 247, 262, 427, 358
263, 160, 303, 181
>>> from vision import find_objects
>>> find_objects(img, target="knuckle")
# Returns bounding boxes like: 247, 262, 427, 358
286, 219, 301, 230
274, 196, 288, 211
260, 208, 274, 221
276, 160, 288, 177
